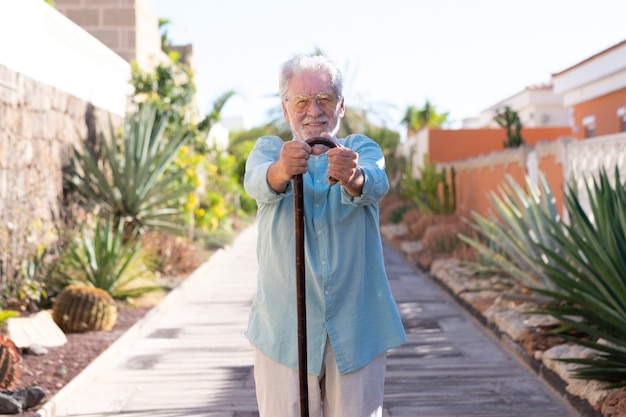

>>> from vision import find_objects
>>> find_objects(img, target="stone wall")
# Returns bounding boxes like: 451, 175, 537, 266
0, 0, 132, 277
0, 63, 122, 262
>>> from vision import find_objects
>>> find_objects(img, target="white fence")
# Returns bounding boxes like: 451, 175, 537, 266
567, 132, 626, 216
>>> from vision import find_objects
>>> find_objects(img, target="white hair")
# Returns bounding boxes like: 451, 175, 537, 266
278, 55, 343, 101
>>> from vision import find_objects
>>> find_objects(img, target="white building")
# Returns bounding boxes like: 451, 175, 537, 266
463, 83, 569, 129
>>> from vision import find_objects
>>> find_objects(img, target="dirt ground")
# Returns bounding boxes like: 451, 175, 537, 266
14, 302, 153, 416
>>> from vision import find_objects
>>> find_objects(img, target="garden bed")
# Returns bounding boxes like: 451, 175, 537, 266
380, 221, 626, 417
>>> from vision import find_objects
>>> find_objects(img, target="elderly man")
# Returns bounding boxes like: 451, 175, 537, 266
244, 54, 406, 417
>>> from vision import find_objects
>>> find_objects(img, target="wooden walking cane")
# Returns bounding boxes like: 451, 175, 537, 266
293, 137, 338, 417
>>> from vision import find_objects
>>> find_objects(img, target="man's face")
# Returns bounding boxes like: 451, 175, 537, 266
282, 70, 345, 141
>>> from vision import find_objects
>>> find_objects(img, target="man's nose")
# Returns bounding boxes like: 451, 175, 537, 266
306, 99, 324, 116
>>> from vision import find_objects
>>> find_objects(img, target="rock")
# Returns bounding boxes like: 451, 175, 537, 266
400, 240, 424, 256
460, 290, 499, 313
25, 343, 48, 356
380, 224, 408, 240
543, 344, 609, 408
523, 312, 560, 328
6, 310, 67, 348
20, 386, 46, 408
0, 386, 47, 414
599, 388, 626, 417
0, 393, 21, 414
484, 304, 528, 341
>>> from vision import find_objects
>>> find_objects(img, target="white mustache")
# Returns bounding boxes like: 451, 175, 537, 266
303, 116, 328, 125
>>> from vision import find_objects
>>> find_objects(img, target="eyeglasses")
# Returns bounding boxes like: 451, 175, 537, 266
287, 92, 340, 113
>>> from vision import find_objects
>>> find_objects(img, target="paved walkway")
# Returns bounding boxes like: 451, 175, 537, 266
38, 224, 581, 417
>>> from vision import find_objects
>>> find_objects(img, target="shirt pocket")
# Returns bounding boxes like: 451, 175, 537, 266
334, 198, 363, 224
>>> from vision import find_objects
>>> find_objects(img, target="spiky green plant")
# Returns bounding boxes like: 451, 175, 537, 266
529, 167, 626, 388
58, 217, 164, 299
459, 174, 563, 293
400, 155, 456, 215
65, 104, 194, 236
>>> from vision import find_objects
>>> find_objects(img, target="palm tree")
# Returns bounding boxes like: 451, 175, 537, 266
401, 100, 449, 137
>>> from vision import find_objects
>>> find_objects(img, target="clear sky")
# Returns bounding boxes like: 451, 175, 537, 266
148, 0, 625, 135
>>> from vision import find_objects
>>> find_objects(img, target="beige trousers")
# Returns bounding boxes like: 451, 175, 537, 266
253, 339, 386, 417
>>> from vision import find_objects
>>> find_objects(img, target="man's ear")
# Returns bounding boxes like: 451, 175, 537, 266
282, 101, 290, 123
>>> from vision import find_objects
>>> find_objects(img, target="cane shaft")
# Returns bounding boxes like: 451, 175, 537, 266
293, 173, 309, 417
293, 137, 337, 417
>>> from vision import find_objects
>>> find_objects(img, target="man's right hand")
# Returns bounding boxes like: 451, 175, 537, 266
267, 140, 312, 193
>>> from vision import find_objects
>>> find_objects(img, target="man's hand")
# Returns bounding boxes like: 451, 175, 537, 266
267, 140, 312, 193
327, 146, 363, 196
313, 133, 364, 197
267, 134, 364, 197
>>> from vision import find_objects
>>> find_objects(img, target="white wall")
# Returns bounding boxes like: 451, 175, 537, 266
553, 41, 626, 107
474, 86, 568, 128
0, 0, 131, 116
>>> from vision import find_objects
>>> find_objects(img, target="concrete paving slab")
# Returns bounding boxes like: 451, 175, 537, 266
36, 224, 583, 417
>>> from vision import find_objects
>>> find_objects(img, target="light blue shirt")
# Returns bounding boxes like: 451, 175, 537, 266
243, 134, 406, 375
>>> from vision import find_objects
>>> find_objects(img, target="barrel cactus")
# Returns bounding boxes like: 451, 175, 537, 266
0, 335, 21, 389
52, 285, 118, 333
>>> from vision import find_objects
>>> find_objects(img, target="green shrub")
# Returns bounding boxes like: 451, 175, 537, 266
400, 155, 455, 215
529, 167, 626, 388
57, 217, 164, 299
459, 174, 563, 294
65, 104, 193, 236
389, 204, 412, 224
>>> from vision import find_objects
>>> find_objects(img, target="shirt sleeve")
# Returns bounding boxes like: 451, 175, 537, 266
244, 136, 293, 204
340, 134, 389, 206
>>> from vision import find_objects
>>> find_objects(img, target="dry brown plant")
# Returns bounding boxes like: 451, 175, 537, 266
141, 232, 201, 278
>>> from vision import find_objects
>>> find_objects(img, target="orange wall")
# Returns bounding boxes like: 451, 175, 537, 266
414, 126, 573, 219
538, 154, 566, 214
428, 127, 572, 163
428, 129, 505, 163
455, 161, 529, 220
572, 87, 626, 139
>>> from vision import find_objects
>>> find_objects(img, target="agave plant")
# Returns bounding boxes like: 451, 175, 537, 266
59, 217, 165, 299
459, 174, 564, 293
400, 155, 456, 215
65, 104, 194, 235
530, 167, 626, 388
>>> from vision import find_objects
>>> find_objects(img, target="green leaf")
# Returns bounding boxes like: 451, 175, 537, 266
65, 104, 194, 235
460, 174, 562, 292
528, 167, 626, 387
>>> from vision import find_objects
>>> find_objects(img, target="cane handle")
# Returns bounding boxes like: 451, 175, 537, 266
305, 137, 338, 184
